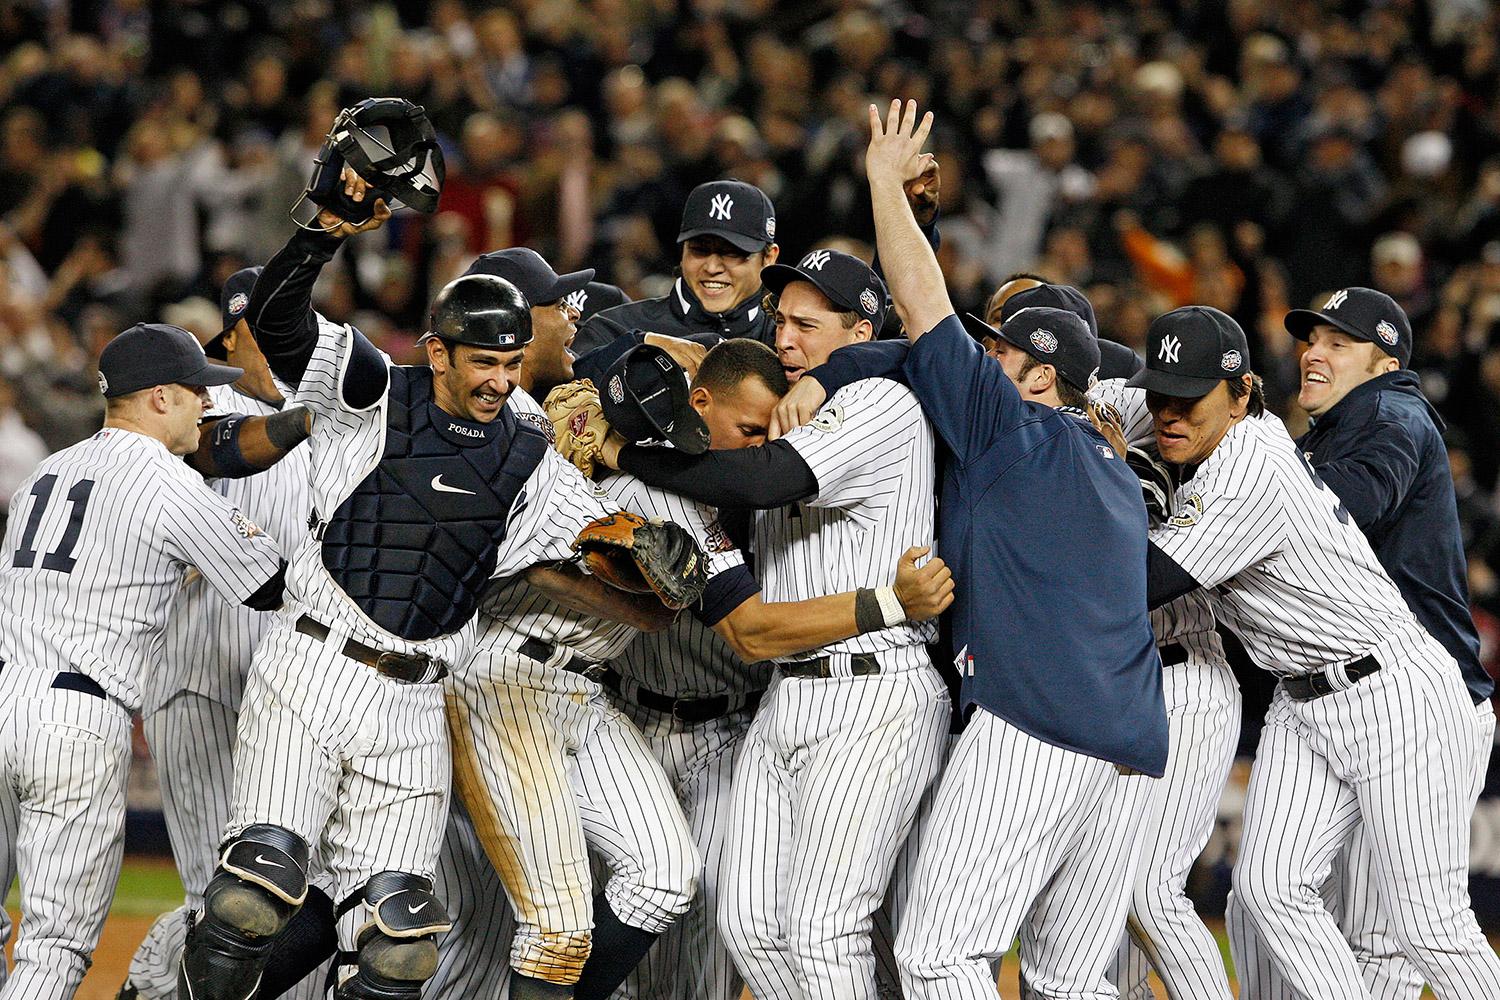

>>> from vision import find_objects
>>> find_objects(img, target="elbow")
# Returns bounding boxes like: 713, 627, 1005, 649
717, 609, 776, 662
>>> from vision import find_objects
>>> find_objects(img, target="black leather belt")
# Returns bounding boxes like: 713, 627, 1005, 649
1158, 642, 1188, 668
779, 653, 881, 679
518, 637, 606, 680
295, 615, 446, 683
1283, 655, 1380, 701
598, 666, 763, 724
52, 671, 108, 699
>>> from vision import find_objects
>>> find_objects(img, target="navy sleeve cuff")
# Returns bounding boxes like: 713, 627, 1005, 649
694, 564, 760, 627
1147, 542, 1200, 611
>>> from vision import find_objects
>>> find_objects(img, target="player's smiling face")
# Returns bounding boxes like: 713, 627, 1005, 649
680, 236, 776, 313
774, 282, 872, 383
1298, 324, 1397, 418
1146, 378, 1248, 465
427, 340, 525, 423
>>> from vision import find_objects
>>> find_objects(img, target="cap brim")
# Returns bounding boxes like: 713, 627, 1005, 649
203, 328, 231, 360
659, 410, 712, 455
960, 312, 999, 341
677, 226, 769, 253
761, 264, 857, 313
1125, 367, 1225, 398
1283, 308, 1372, 345
542, 267, 595, 304
180, 361, 244, 388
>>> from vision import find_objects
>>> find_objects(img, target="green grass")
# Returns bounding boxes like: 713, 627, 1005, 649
5, 857, 184, 918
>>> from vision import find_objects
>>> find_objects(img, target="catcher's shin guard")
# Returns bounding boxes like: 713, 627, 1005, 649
332, 872, 452, 1000
177, 825, 311, 1000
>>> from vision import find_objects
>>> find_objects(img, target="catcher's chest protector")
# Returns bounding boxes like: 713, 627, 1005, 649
319, 368, 547, 640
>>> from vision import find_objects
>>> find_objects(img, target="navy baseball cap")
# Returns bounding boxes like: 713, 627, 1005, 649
762, 249, 888, 330
1128, 306, 1250, 397
98, 323, 243, 398
602, 344, 711, 455
464, 248, 594, 307
205, 266, 263, 358
999, 283, 1099, 338
677, 180, 777, 253
1283, 286, 1411, 368
1098, 339, 1144, 380
563, 281, 631, 323
976, 306, 1100, 391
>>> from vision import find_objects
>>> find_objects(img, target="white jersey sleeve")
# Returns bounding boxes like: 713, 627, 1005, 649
154, 459, 286, 606
289, 315, 392, 418
507, 386, 557, 444
489, 446, 616, 579
1089, 378, 1154, 448
1149, 437, 1286, 591
778, 378, 928, 517
602, 474, 744, 581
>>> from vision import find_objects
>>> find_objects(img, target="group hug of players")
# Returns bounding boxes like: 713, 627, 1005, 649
0, 97, 1495, 1000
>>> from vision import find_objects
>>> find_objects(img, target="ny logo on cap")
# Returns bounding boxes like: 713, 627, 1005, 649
564, 289, 588, 314
709, 194, 734, 221
1325, 289, 1349, 310
1158, 334, 1181, 364
801, 250, 831, 271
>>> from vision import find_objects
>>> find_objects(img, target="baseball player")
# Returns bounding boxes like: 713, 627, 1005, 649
463, 248, 594, 402
601, 243, 952, 999
776, 101, 1166, 1000
0, 322, 288, 1000
119, 271, 325, 1000
176, 173, 701, 1000
1132, 304, 1500, 998
1227, 287, 1496, 999
1081, 344, 1240, 1000
573, 180, 781, 355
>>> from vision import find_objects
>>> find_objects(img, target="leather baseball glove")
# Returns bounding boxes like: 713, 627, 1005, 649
1125, 446, 1178, 528
544, 379, 609, 477
573, 512, 709, 610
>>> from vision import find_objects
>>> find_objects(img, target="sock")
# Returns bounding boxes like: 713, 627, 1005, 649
573, 895, 659, 1000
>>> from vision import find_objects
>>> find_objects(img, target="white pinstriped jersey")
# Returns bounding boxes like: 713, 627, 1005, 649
1150, 413, 1425, 675
475, 467, 744, 665
508, 385, 555, 444
755, 378, 937, 661
606, 474, 771, 698
287, 315, 610, 668
144, 383, 313, 715
0, 428, 284, 710
1091, 378, 1217, 642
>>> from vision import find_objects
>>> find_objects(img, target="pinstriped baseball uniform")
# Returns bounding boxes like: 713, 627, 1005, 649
1091, 378, 1239, 1000
602, 477, 773, 1000
718, 377, 950, 1000
0, 427, 283, 1000
438, 449, 736, 988
125, 381, 320, 1000
225, 314, 611, 956
1149, 412, 1500, 999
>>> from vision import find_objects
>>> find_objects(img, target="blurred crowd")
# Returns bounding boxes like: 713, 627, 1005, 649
2, 0, 1500, 622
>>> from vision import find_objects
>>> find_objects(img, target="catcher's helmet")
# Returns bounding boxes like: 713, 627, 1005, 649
293, 97, 445, 229
420, 274, 533, 350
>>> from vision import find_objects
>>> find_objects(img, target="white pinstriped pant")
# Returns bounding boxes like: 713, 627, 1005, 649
0, 683, 131, 1000
1228, 696, 1496, 999
227, 619, 451, 952
718, 656, 949, 1000
1228, 634, 1500, 999
895, 708, 1155, 1000
1110, 634, 1240, 1000
127, 693, 329, 1000
609, 700, 754, 1000
439, 649, 698, 987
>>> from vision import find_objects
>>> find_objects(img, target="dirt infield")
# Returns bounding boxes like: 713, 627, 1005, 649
3, 912, 152, 1000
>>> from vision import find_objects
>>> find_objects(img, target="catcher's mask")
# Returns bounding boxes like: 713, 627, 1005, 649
293, 98, 445, 230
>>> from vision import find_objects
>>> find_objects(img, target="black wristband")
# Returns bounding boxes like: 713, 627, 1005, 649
854, 588, 884, 635
265, 406, 311, 450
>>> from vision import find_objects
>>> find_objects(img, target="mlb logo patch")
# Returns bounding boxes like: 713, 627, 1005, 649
1220, 350, 1242, 371
1375, 320, 1399, 346
1030, 329, 1058, 354
860, 288, 880, 316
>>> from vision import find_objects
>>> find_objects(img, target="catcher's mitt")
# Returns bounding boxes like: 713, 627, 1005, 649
1126, 446, 1177, 528
544, 379, 609, 477
573, 512, 709, 610
1086, 398, 1128, 458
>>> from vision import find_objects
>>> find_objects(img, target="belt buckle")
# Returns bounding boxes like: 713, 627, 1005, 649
375, 650, 429, 682
672, 697, 721, 724
573, 659, 607, 683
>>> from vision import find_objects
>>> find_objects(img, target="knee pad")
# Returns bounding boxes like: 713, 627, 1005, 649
333, 872, 452, 1000
179, 825, 311, 1000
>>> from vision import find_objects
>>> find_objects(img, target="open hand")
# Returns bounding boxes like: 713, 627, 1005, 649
867, 100, 935, 197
